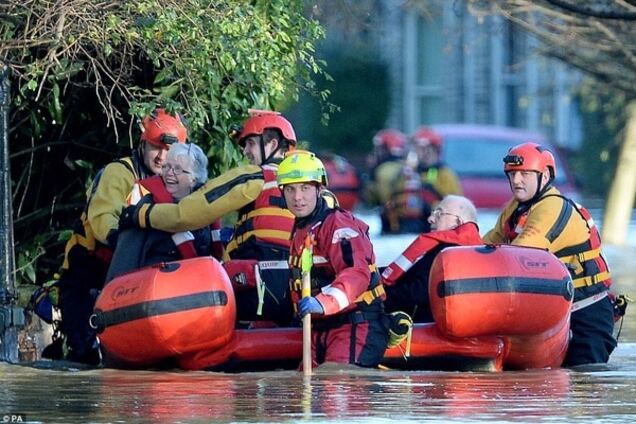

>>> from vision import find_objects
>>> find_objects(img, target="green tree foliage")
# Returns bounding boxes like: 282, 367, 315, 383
575, 80, 629, 196
291, 42, 390, 158
0, 0, 327, 285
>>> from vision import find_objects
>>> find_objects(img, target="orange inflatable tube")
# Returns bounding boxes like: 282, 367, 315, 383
95, 244, 572, 371
93, 257, 236, 367
178, 324, 507, 371
429, 245, 573, 338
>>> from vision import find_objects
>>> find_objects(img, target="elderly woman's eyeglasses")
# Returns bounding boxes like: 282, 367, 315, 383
431, 208, 462, 224
161, 164, 191, 175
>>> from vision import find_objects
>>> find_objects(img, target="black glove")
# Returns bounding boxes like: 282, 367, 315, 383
106, 228, 119, 248
118, 194, 154, 231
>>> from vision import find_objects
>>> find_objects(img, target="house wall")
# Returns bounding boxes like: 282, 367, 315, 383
381, 0, 582, 149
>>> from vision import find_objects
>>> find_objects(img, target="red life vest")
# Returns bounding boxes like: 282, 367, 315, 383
135, 176, 198, 260
226, 164, 295, 258
381, 222, 483, 285
504, 194, 611, 290
288, 208, 384, 317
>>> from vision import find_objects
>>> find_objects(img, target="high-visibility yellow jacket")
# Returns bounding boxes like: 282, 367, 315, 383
484, 187, 611, 300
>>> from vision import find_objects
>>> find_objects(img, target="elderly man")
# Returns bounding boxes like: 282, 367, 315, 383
381, 195, 482, 322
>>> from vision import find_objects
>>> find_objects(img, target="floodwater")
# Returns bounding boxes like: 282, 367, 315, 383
1, 208, 636, 423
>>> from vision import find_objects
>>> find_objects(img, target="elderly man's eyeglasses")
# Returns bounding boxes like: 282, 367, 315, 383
161, 164, 191, 175
431, 208, 462, 224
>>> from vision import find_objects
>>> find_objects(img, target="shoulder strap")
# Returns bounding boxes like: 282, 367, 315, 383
115, 157, 138, 179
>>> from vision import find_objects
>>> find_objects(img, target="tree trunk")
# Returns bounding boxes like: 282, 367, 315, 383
602, 101, 636, 245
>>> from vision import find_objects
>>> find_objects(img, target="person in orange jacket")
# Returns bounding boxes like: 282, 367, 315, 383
119, 111, 302, 326
278, 150, 389, 368
381, 195, 482, 322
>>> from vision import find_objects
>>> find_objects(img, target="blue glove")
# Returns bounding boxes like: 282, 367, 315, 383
298, 296, 324, 317
220, 227, 234, 243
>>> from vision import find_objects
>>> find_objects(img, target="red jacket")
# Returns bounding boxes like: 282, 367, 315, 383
381, 222, 483, 285
289, 204, 377, 316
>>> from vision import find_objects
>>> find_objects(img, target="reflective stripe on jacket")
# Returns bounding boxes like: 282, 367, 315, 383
288, 206, 382, 317
381, 222, 483, 284
484, 187, 611, 297
226, 163, 294, 258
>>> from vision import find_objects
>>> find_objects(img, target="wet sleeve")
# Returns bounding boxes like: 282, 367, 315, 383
483, 200, 517, 244
87, 162, 136, 244
483, 216, 506, 244
145, 165, 265, 233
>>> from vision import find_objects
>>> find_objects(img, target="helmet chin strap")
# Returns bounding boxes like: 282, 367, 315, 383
526, 172, 552, 204
136, 143, 155, 177
260, 136, 284, 165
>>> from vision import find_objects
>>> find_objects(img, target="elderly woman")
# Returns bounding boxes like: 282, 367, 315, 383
107, 143, 222, 281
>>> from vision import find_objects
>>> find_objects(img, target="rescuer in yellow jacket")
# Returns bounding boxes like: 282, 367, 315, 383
49, 108, 188, 365
123, 111, 305, 325
483, 142, 616, 367
384, 127, 463, 233
365, 129, 408, 210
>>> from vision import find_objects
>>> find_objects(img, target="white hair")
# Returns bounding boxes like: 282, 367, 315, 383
168, 143, 208, 185
443, 194, 478, 224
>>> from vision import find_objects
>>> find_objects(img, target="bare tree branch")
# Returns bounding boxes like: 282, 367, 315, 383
545, 0, 636, 20
468, 0, 636, 98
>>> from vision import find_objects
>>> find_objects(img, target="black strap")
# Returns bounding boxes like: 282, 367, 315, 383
349, 319, 358, 364
92, 290, 228, 333
545, 199, 573, 242
204, 171, 263, 204
437, 276, 573, 301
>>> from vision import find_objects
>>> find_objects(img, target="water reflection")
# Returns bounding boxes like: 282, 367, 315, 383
4, 360, 636, 423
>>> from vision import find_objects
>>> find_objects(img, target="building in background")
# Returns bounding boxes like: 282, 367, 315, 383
379, 0, 583, 150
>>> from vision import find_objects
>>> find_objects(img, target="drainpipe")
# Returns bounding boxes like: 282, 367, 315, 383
0, 63, 21, 363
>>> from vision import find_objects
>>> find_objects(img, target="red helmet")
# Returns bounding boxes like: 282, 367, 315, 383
238, 110, 297, 147
373, 129, 407, 157
140, 108, 188, 148
412, 127, 442, 149
503, 142, 556, 178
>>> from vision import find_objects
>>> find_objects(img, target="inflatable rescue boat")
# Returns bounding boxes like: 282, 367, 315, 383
92, 244, 573, 372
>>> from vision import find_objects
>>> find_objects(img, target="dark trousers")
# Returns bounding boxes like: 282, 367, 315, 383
234, 267, 294, 326
313, 311, 389, 367
56, 247, 108, 364
563, 296, 617, 367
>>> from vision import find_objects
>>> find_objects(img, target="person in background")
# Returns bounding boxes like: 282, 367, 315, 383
483, 142, 616, 367
381, 195, 482, 322
107, 143, 223, 281
365, 129, 408, 232
319, 152, 361, 211
52, 107, 188, 364
385, 127, 463, 234
278, 150, 388, 368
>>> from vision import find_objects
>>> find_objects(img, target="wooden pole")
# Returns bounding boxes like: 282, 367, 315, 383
302, 271, 312, 376
301, 234, 313, 376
